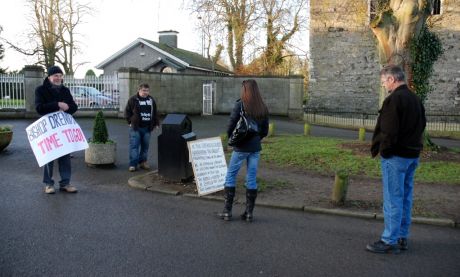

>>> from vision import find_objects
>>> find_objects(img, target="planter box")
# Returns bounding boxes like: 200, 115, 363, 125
84, 142, 117, 165
0, 131, 13, 152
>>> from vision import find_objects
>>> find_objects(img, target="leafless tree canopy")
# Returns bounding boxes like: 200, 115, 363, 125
2, 0, 91, 74
189, 0, 307, 74
260, 0, 307, 74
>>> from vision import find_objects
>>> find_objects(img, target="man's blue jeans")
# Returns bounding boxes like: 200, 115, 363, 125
225, 151, 260, 189
380, 156, 419, 245
43, 154, 71, 187
129, 127, 151, 167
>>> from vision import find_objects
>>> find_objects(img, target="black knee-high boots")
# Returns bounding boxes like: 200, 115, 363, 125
219, 187, 257, 222
241, 189, 258, 222
218, 187, 235, 221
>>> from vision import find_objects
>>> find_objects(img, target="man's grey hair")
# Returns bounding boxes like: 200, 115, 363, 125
380, 65, 406, 82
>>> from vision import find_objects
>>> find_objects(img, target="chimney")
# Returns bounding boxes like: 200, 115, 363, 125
158, 30, 178, 48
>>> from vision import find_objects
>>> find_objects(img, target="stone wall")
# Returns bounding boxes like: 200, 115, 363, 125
308, 30, 380, 112
118, 69, 304, 118
0, 67, 303, 119
308, 0, 380, 113
308, 0, 460, 115
428, 0, 460, 113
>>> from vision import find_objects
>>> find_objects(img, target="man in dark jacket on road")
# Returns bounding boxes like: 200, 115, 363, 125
367, 65, 426, 254
35, 65, 78, 194
124, 83, 160, 172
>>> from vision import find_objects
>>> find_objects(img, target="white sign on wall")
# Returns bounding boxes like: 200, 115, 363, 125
26, 111, 89, 167
187, 137, 227, 196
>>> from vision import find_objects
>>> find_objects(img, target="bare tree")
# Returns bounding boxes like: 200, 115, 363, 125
260, 0, 307, 74
1, 0, 90, 74
189, 0, 257, 73
32, 0, 60, 69
54, 0, 90, 74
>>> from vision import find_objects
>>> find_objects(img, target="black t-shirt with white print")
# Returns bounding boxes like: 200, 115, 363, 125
138, 96, 152, 128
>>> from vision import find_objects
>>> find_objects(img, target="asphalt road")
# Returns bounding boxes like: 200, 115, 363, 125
1, 116, 459, 276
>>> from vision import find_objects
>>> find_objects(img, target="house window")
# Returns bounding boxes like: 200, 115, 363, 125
161, 66, 173, 73
432, 0, 441, 15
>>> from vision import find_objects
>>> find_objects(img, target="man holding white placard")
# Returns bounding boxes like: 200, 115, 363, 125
35, 65, 78, 194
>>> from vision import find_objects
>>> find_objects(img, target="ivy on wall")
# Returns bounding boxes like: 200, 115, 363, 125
409, 24, 444, 103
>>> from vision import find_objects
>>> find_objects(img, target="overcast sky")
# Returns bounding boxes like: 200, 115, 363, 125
0, 0, 308, 77
0, 0, 201, 77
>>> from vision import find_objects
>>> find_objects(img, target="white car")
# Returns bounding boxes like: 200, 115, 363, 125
69, 86, 115, 108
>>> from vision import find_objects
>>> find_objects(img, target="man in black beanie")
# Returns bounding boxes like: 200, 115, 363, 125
35, 65, 79, 194
47, 65, 63, 76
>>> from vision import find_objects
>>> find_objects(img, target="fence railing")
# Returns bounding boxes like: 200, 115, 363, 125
64, 74, 119, 109
304, 108, 460, 132
0, 73, 120, 110
0, 73, 25, 109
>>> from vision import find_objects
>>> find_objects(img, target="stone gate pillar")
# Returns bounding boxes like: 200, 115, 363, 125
23, 65, 44, 118
117, 67, 140, 118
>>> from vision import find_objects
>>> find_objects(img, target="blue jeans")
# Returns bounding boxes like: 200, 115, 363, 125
380, 156, 419, 245
43, 154, 71, 187
225, 151, 260, 189
129, 127, 151, 167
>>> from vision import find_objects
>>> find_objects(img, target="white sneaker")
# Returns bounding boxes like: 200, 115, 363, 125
139, 162, 150, 170
129, 166, 136, 172
44, 186, 55, 194
59, 185, 78, 193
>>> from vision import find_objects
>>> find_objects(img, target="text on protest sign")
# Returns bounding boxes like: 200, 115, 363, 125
26, 111, 88, 167
187, 137, 227, 196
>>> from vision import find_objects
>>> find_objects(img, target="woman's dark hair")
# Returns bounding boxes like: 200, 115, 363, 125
138, 83, 150, 90
241, 79, 268, 120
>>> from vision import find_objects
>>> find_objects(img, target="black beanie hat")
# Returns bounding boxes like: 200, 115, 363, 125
47, 65, 63, 76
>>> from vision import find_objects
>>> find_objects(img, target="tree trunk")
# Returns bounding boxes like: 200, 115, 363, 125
371, 0, 433, 104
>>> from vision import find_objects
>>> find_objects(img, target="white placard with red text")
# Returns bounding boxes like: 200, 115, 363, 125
26, 111, 88, 167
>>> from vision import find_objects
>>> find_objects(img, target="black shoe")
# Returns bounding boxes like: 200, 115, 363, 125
398, 238, 408, 250
240, 211, 253, 222
366, 240, 400, 254
218, 211, 232, 221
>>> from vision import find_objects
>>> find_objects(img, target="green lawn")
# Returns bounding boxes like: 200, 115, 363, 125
261, 135, 460, 185
0, 99, 25, 106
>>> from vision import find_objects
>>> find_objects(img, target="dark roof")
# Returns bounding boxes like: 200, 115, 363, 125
140, 38, 231, 73
96, 37, 232, 74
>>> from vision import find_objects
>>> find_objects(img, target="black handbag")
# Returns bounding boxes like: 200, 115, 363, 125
228, 103, 259, 147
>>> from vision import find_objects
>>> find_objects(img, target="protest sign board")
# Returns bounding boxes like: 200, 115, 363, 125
26, 111, 88, 167
187, 137, 227, 196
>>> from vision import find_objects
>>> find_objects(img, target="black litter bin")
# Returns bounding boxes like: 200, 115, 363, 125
158, 114, 196, 181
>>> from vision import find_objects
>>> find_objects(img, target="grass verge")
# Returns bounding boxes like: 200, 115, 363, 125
261, 135, 460, 185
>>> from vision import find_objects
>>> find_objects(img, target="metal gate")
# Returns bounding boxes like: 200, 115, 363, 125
202, 82, 214, 115
0, 73, 25, 109
64, 73, 119, 109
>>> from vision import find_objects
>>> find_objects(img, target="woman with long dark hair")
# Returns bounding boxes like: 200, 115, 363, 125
219, 79, 269, 222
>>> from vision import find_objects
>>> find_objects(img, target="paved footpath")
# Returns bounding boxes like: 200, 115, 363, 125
0, 116, 459, 276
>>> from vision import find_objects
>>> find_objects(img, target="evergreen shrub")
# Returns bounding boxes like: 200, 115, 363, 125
91, 111, 109, 143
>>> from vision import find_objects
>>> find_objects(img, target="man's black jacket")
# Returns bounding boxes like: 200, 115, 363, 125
371, 84, 426, 158
35, 78, 78, 115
